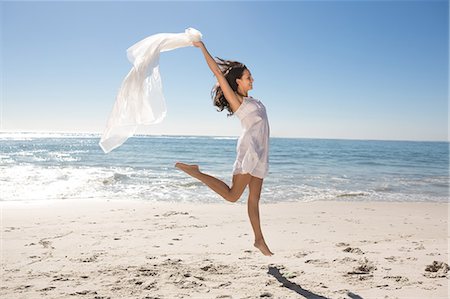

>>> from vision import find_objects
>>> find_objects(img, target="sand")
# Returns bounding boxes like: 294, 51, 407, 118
1, 199, 448, 299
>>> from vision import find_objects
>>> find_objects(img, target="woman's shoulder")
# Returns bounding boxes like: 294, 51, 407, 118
245, 96, 264, 107
245, 96, 260, 102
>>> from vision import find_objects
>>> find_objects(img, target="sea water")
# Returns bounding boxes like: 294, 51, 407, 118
0, 133, 448, 203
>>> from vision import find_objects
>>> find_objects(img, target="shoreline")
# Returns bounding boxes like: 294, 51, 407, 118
1, 199, 448, 298
1, 197, 449, 205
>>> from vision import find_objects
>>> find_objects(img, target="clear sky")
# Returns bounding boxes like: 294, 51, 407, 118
2, 0, 448, 141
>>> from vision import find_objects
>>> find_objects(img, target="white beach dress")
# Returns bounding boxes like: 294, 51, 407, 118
232, 96, 270, 179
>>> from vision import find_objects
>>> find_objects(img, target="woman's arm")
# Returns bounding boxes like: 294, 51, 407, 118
193, 41, 241, 112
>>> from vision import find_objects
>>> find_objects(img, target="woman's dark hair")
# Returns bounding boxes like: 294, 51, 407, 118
211, 57, 247, 116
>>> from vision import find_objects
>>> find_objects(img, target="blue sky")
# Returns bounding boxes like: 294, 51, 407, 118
2, 0, 448, 141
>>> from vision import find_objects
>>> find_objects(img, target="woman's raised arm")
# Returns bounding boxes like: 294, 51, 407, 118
193, 41, 242, 112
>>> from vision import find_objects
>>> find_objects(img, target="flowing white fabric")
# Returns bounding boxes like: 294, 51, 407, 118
99, 28, 202, 153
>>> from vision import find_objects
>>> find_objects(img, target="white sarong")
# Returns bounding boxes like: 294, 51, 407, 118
99, 28, 202, 153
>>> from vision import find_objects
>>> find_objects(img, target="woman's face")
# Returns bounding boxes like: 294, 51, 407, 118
237, 69, 254, 94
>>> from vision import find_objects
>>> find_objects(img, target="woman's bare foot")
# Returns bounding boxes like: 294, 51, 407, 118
175, 162, 201, 178
254, 239, 274, 256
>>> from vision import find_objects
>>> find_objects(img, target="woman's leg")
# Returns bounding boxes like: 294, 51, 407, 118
175, 162, 251, 202
247, 176, 274, 256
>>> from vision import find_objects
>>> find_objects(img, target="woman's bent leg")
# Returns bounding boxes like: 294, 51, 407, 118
175, 162, 251, 202
247, 176, 273, 256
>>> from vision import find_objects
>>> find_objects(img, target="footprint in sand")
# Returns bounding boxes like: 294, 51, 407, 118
214, 281, 232, 289
39, 286, 56, 292
143, 282, 158, 290
137, 267, 158, 277
4, 227, 20, 233
427, 252, 442, 256
343, 246, 364, 255
162, 211, 189, 217
292, 251, 312, 258
347, 257, 377, 275
26, 239, 55, 264
52, 275, 69, 282
384, 256, 398, 262
383, 275, 409, 283
76, 251, 105, 263
72, 290, 98, 295
191, 224, 208, 228
238, 256, 251, 260
414, 243, 425, 250
200, 263, 231, 275
260, 292, 273, 298
305, 238, 320, 244
424, 261, 449, 278
334, 257, 358, 264
162, 258, 183, 266
304, 259, 329, 267
15, 285, 33, 290
39, 239, 54, 249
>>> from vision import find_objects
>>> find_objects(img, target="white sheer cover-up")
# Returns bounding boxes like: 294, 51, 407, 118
233, 97, 270, 179
99, 28, 202, 153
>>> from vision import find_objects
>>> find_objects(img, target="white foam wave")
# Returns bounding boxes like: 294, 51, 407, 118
0, 132, 100, 140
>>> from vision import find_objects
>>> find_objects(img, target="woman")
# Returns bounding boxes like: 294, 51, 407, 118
175, 41, 273, 256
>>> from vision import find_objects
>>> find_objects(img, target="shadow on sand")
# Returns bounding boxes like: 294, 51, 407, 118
267, 266, 364, 299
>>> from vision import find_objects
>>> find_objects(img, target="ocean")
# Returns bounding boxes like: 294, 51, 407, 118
0, 133, 448, 203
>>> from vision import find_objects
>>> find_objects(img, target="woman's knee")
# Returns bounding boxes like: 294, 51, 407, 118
224, 192, 241, 202
248, 194, 260, 203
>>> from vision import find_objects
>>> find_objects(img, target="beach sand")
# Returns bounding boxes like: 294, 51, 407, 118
1, 199, 448, 299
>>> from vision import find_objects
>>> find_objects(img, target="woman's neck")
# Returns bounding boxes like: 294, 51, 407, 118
236, 92, 248, 103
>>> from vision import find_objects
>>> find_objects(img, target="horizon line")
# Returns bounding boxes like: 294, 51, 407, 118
0, 130, 448, 143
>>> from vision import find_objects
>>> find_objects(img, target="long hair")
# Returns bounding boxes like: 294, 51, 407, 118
211, 57, 247, 116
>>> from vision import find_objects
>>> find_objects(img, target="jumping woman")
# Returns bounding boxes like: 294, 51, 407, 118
175, 41, 273, 256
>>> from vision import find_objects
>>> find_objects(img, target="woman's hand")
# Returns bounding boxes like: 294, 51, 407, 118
192, 41, 204, 48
